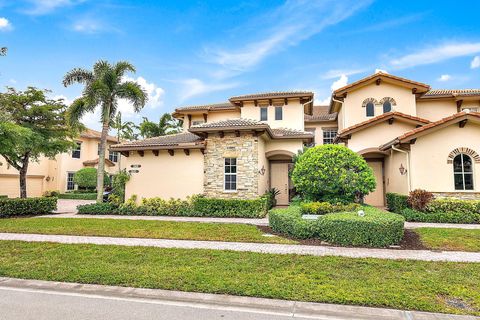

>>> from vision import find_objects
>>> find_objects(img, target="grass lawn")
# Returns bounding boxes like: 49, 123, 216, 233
416, 228, 480, 252
0, 241, 478, 316
0, 218, 296, 244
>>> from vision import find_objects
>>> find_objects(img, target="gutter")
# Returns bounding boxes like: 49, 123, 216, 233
332, 97, 345, 129
391, 145, 411, 192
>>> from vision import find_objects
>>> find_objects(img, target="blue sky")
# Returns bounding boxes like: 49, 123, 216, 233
1, 0, 480, 130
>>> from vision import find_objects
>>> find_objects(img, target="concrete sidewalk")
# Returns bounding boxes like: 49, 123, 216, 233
0, 277, 475, 320
1, 232, 479, 262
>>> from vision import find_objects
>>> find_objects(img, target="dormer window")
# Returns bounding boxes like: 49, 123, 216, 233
366, 102, 375, 117
260, 107, 268, 121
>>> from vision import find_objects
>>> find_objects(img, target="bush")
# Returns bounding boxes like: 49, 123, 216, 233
0, 197, 57, 218
192, 196, 268, 218
77, 203, 118, 215
291, 145, 376, 203
426, 198, 480, 218
399, 208, 479, 224
43, 190, 60, 197
111, 169, 130, 203
269, 206, 404, 247
134, 197, 194, 216
58, 193, 97, 200
73, 168, 110, 190
0, 195, 7, 199
407, 189, 434, 211
300, 202, 360, 215
385, 193, 409, 213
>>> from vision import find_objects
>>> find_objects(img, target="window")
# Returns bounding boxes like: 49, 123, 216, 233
109, 150, 119, 163
192, 120, 205, 126
366, 102, 375, 117
224, 158, 237, 191
260, 107, 268, 121
383, 101, 392, 113
72, 142, 81, 159
275, 106, 283, 120
453, 154, 474, 190
67, 172, 75, 191
323, 128, 337, 144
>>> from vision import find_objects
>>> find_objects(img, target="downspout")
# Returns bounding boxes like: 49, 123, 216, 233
332, 97, 345, 129
392, 145, 411, 192
301, 99, 313, 131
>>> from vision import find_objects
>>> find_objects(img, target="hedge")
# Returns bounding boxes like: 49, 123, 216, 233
77, 195, 269, 218
269, 206, 405, 247
58, 193, 97, 200
386, 193, 409, 213
300, 202, 360, 215
400, 208, 480, 224
0, 197, 57, 218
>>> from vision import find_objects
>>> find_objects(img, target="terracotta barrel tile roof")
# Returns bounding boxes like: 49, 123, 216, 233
229, 91, 313, 101
174, 102, 237, 112
305, 112, 338, 122
81, 128, 118, 142
270, 128, 314, 138
111, 132, 204, 151
421, 89, 480, 98
190, 118, 266, 129
83, 158, 115, 167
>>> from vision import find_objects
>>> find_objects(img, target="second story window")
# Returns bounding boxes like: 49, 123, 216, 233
275, 106, 283, 120
72, 142, 81, 159
192, 120, 205, 126
366, 102, 375, 117
323, 128, 337, 144
109, 150, 119, 163
383, 101, 392, 113
260, 107, 268, 121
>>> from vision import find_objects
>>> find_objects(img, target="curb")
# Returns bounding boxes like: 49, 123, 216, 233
0, 277, 476, 319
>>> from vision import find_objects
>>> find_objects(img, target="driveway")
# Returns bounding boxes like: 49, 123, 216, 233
55, 199, 95, 214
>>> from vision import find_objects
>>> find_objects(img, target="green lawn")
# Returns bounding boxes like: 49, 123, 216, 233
416, 228, 480, 252
0, 241, 478, 316
0, 218, 295, 244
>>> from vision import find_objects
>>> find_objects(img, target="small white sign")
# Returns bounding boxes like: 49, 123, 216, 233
302, 214, 320, 220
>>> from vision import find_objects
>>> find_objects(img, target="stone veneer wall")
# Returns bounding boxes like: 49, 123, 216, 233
432, 192, 480, 200
203, 132, 259, 199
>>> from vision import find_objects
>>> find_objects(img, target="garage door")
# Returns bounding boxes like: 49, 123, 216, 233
0, 175, 44, 198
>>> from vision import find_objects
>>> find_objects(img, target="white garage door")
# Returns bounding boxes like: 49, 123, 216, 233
0, 176, 44, 198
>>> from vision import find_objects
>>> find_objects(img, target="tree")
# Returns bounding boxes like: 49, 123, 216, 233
291, 144, 376, 203
111, 112, 138, 171
73, 168, 110, 191
63, 60, 147, 203
0, 87, 75, 198
0, 47, 7, 56
138, 113, 182, 138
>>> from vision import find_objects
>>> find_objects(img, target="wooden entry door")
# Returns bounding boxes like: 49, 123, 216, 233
364, 160, 385, 207
270, 162, 290, 205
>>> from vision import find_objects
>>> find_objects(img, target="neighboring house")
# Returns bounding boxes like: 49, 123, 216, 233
112, 71, 480, 206
0, 129, 121, 197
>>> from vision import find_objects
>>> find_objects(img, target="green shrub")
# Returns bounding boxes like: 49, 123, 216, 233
0, 195, 7, 199
400, 208, 480, 224
135, 197, 194, 216
291, 145, 376, 203
73, 168, 110, 190
77, 203, 118, 215
300, 202, 360, 215
58, 193, 97, 200
426, 198, 480, 217
43, 190, 60, 197
112, 169, 130, 203
192, 196, 269, 218
407, 189, 434, 211
269, 206, 405, 247
0, 197, 57, 217
386, 193, 409, 213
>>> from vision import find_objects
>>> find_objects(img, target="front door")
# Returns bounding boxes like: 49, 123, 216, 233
364, 160, 385, 207
270, 162, 289, 206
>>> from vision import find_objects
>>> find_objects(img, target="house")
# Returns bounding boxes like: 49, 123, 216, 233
112, 71, 480, 206
0, 129, 121, 197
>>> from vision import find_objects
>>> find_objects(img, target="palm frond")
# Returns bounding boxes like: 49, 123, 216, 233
114, 61, 136, 77
67, 98, 96, 126
116, 81, 148, 112
93, 60, 111, 77
63, 68, 94, 87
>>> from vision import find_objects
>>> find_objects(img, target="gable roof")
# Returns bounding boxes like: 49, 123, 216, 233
81, 128, 118, 143
305, 105, 337, 122
333, 72, 430, 97
380, 111, 480, 150
110, 132, 204, 151
336, 112, 430, 139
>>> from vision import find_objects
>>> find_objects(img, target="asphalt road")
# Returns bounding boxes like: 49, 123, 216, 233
0, 286, 311, 320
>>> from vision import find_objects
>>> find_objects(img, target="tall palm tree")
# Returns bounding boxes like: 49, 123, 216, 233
139, 113, 182, 139
111, 112, 138, 171
63, 60, 147, 203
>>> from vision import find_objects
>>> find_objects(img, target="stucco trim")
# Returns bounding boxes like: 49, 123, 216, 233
357, 148, 389, 156
447, 147, 480, 164
265, 150, 295, 159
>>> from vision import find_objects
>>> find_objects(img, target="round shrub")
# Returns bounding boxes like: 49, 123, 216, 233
291, 145, 376, 203
73, 168, 110, 190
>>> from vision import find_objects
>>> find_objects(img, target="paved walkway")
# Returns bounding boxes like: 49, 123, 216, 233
1, 232, 479, 262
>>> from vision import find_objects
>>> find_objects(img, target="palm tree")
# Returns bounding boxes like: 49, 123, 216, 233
111, 112, 138, 171
63, 60, 147, 203
139, 113, 182, 138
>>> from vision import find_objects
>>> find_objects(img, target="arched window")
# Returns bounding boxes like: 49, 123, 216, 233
366, 102, 375, 117
453, 154, 474, 190
383, 101, 392, 113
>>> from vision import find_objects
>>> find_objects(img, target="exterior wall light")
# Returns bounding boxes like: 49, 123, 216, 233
258, 165, 266, 176
399, 164, 407, 175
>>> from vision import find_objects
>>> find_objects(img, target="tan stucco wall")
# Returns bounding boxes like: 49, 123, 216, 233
208, 110, 241, 122
265, 139, 303, 155
409, 122, 480, 192
347, 120, 417, 152
124, 149, 204, 201
241, 99, 305, 130
341, 82, 417, 128
416, 99, 457, 122
384, 150, 409, 195
304, 122, 337, 145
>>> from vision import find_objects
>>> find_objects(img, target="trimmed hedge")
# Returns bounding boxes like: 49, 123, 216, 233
386, 193, 409, 213
300, 202, 360, 215
0, 197, 57, 218
269, 206, 405, 247
58, 193, 97, 200
400, 207, 480, 224
77, 195, 269, 218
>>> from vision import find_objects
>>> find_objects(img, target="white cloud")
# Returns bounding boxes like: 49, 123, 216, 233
375, 68, 388, 74
178, 78, 238, 102
204, 0, 372, 76
315, 95, 331, 106
330, 74, 348, 91
0, 17, 12, 31
390, 42, 480, 69
437, 74, 451, 82
471, 56, 480, 69
23, 0, 85, 15
72, 19, 102, 34
119, 76, 165, 117
52, 94, 74, 106
321, 68, 365, 79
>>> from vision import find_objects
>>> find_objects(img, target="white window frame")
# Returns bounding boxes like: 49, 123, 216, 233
260, 107, 268, 121
66, 172, 76, 191
109, 150, 119, 163
453, 153, 474, 191
224, 158, 237, 192
275, 106, 283, 120
72, 142, 81, 159
322, 128, 337, 145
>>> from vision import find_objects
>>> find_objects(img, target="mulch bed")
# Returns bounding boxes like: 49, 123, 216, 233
257, 225, 428, 250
